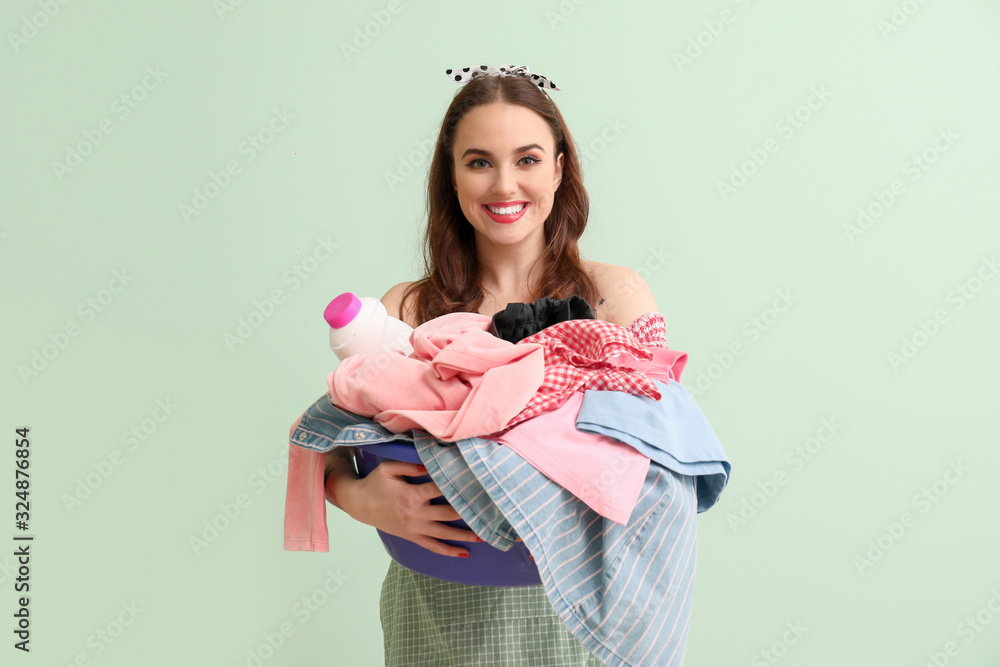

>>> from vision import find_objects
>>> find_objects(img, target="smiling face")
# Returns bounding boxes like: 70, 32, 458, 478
451, 102, 564, 253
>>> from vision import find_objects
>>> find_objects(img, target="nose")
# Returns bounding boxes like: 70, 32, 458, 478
490, 164, 517, 197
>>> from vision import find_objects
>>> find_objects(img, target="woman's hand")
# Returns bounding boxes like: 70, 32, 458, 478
334, 459, 482, 558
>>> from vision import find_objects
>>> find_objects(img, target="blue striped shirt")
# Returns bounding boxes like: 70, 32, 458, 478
291, 382, 729, 666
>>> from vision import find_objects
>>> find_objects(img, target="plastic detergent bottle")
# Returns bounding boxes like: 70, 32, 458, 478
324, 292, 413, 360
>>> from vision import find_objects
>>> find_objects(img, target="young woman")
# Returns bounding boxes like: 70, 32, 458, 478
324, 67, 658, 665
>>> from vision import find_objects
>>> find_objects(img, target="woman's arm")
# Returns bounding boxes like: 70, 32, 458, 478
324, 447, 357, 509
595, 263, 659, 327
380, 281, 418, 329
326, 450, 480, 557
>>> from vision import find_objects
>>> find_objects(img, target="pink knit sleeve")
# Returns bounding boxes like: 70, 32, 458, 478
627, 312, 671, 349
283, 415, 330, 552
626, 312, 688, 383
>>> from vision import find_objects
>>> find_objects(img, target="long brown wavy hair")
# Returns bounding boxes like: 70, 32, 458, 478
400, 70, 602, 326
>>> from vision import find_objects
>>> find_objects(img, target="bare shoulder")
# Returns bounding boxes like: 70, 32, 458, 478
582, 259, 658, 328
379, 281, 419, 329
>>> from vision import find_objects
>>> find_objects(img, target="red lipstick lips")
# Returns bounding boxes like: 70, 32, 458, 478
483, 201, 528, 224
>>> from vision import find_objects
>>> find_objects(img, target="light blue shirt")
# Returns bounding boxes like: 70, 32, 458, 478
577, 379, 730, 513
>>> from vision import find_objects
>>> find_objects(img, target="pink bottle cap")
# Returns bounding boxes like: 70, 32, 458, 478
324, 292, 362, 329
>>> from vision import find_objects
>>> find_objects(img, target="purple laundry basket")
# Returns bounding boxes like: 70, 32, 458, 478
354, 442, 541, 586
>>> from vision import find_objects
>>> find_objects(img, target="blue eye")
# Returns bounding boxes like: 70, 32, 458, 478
467, 156, 541, 169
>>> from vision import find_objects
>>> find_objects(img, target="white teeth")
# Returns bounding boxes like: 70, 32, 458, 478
487, 203, 525, 215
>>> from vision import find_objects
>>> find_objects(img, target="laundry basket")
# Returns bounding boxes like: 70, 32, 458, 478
354, 442, 541, 586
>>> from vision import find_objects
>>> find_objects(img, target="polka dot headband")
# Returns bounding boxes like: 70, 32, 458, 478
445, 65, 560, 91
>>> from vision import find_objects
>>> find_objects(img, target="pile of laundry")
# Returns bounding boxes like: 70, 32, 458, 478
283, 296, 731, 667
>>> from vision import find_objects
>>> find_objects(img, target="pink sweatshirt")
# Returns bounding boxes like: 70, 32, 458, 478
327, 312, 546, 442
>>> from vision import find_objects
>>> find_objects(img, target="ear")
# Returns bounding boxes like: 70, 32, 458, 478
554, 152, 564, 190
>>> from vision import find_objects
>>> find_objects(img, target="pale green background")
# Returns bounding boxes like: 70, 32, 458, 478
2, 0, 999, 665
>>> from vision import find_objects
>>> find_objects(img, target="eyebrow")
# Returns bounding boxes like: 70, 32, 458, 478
461, 144, 546, 159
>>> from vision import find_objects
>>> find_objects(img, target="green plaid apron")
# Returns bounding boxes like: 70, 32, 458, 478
380, 560, 606, 666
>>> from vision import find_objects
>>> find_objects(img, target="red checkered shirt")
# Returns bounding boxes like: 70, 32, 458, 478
500, 312, 675, 431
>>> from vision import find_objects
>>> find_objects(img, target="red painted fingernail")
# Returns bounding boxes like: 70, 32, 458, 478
475, 536, 485, 542
459, 553, 469, 559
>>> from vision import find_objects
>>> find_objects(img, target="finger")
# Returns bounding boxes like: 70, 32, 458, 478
415, 479, 446, 501
422, 523, 482, 544
378, 460, 428, 478
417, 514, 505, 545
413, 536, 469, 559
423, 504, 463, 522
